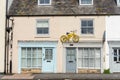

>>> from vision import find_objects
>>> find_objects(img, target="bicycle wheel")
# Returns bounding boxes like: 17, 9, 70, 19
72, 35, 79, 43
60, 35, 68, 43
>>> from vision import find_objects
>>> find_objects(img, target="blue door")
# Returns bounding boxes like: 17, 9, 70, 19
42, 48, 54, 72
66, 48, 76, 73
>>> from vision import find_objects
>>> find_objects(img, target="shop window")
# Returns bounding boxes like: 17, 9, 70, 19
78, 48, 101, 69
21, 47, 42, 68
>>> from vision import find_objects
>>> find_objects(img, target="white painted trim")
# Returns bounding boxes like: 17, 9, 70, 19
63, 42, 102, 48
76, 47, 79, 73
117, 0, 120, 7
79, 0, 93, 5
80, 18, 95, 35
35, 19, 50, 36
101, 45, 104, 73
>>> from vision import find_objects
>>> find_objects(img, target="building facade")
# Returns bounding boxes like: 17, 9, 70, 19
0, 0, 6, 73
106, 16, 120, 73
8, 0, 120, 73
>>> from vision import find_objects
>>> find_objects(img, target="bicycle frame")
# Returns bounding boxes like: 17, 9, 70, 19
60, 31, 79, 43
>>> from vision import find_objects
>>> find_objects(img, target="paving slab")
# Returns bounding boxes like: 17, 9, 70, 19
1, 73, 34, 80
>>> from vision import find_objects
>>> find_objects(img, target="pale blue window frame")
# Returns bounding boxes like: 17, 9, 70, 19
21, 47, 42, 69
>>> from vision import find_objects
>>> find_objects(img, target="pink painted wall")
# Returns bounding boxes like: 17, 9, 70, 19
12, 16, 105, 73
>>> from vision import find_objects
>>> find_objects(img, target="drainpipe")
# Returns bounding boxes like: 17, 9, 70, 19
4, 0, 8, 74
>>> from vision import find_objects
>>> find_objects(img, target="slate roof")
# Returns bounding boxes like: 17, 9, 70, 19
9, 0, 120, 16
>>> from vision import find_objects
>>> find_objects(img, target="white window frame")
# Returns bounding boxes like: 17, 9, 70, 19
113, 48, 120, 62
79, 0, 93, 5
117, 0, 120, 6
81, 19, 94, 35
38, 0, 52, 5
36, 19, 50, 36
78, 48, 101, 69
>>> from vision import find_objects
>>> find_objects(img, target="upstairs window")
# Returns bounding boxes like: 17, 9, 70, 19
36, 20, 49, 35
81, 19, 94, 34
117, 0, 120, 6
38, 0, 51, 5
79, 0, 93, 5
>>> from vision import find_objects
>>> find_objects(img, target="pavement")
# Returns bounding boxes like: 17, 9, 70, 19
1, 73, 120, 80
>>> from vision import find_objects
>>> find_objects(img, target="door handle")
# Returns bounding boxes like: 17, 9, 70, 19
47, 61, 51, 62
69, 61, 73, 63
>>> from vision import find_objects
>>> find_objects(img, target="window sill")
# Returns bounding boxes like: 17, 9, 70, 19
35, 34, 50, 38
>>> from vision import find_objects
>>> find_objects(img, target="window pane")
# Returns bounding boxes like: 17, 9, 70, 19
81, 28, 87, 34
38, 58, 42, 67
38, 49, 42, 58
32, 58, 37, 67
40, 0, 44, 4
81, 0, 92, 4
37, 21, 48, 28
45, 49, 53, 60
45, 0, 50, 3
89, 48, 94, 58
27, 58, 31, 67
21, 48, 26, 58
37, 28, 48, 34
27, 48, 31, 58
81, 20, 87, 27
119, 49, 120, 56
119, 57, 120, 61
114, 49, 117, 57
88, 28, 93, 34
83, 48, 88, 58
44, 28, 49, 34
21, 58, 27, 67
83, 58, 89, 67
89, 58, 94, 67
32, 48, 37, 58
78, 48, 83, 58
38, 48, 42, 58
114, 57, 117, 61
78, 59, 82, 67
95, 48, 100, 58
39, 0, 50, 4
88, 20, 93, 27
95, 58, 100, 68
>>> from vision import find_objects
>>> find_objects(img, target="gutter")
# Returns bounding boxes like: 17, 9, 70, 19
8, 14, 120, 17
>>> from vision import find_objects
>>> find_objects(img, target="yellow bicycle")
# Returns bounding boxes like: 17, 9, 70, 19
60, 31, 79, 43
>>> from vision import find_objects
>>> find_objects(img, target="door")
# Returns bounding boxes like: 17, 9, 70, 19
111, 48, 120, 72
42, 48, 54, 72
66, 48, 76, 73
